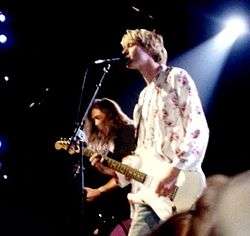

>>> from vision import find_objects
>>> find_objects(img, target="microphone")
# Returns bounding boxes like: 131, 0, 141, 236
94, 57, 121, 64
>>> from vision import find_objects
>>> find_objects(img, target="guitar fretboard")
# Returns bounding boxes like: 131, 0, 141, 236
83, 148, 146, 183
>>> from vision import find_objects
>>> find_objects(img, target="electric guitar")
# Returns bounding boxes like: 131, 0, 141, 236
55, 138, 206, 220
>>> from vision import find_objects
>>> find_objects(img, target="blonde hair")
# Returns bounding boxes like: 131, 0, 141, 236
121, 29, 168, 64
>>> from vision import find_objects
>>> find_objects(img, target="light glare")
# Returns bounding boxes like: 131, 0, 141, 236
224, 17, 248, 37
0, 34, 7, 43
0, 12, 6, 22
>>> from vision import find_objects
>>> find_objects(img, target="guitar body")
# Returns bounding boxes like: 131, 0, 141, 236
123, 155, 206, 220
54, 139, 206, 221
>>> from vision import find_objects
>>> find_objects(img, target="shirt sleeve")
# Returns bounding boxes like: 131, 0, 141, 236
158, 68, 209, 170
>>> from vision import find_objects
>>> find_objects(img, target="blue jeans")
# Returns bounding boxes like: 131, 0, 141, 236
128, 204, 160, 236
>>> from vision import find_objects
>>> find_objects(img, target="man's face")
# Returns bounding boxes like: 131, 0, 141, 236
91, 108, 108, 132
122, 44, 149, 70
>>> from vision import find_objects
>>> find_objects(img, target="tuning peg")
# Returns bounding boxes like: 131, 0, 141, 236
54, 141, 62, 150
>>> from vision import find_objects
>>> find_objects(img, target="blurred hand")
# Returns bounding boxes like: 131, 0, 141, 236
89, 153, 116, 176
155, 167, 180, 197
89, 153, 103, 166
84, 187, 101, 202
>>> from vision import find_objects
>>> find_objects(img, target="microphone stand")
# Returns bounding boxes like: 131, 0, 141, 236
70, 63, 112, 195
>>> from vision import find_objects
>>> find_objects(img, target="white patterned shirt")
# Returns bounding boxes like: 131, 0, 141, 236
116, 65, 209, 219
132, 65, 209, 171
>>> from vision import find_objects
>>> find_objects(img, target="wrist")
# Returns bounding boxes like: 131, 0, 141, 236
97, 186, 106, 193
171, 167, 181, 177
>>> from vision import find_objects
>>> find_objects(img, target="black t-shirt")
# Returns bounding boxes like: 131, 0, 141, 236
83, 123, 136, 228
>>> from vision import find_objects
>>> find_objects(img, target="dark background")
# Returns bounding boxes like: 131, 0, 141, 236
0, 0, 249, 235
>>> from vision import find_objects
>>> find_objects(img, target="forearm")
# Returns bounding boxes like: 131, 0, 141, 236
97, 178, 119, 193
97, 164, 116, 176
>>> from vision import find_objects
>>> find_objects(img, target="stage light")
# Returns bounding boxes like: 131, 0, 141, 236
0, 34, 7, 43
224, 17, 248, 37
215, 16, 248, 49
4, 76, 9, 82
0, 12, 6, 22
0, 136, 8, 154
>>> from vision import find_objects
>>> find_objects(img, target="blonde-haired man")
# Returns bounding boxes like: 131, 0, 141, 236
91, 29, 209, 235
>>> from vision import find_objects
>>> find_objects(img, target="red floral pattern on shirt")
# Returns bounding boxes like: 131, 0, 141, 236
133, 66, 209, 171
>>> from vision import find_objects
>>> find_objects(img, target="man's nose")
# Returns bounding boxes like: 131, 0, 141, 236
122, 48, 128, 55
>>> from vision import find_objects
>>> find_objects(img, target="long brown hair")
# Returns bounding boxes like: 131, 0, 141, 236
84, 98, 133, 143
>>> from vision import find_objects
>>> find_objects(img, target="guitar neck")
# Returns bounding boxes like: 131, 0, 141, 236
82, 148, 146, 183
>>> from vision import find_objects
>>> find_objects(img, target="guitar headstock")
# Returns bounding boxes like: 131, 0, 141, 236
54, 138, 80, 155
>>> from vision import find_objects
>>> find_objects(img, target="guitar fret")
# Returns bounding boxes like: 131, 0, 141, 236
118, 163, 144, 182
81, 146, 147, 183
103, 155, 146, 183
